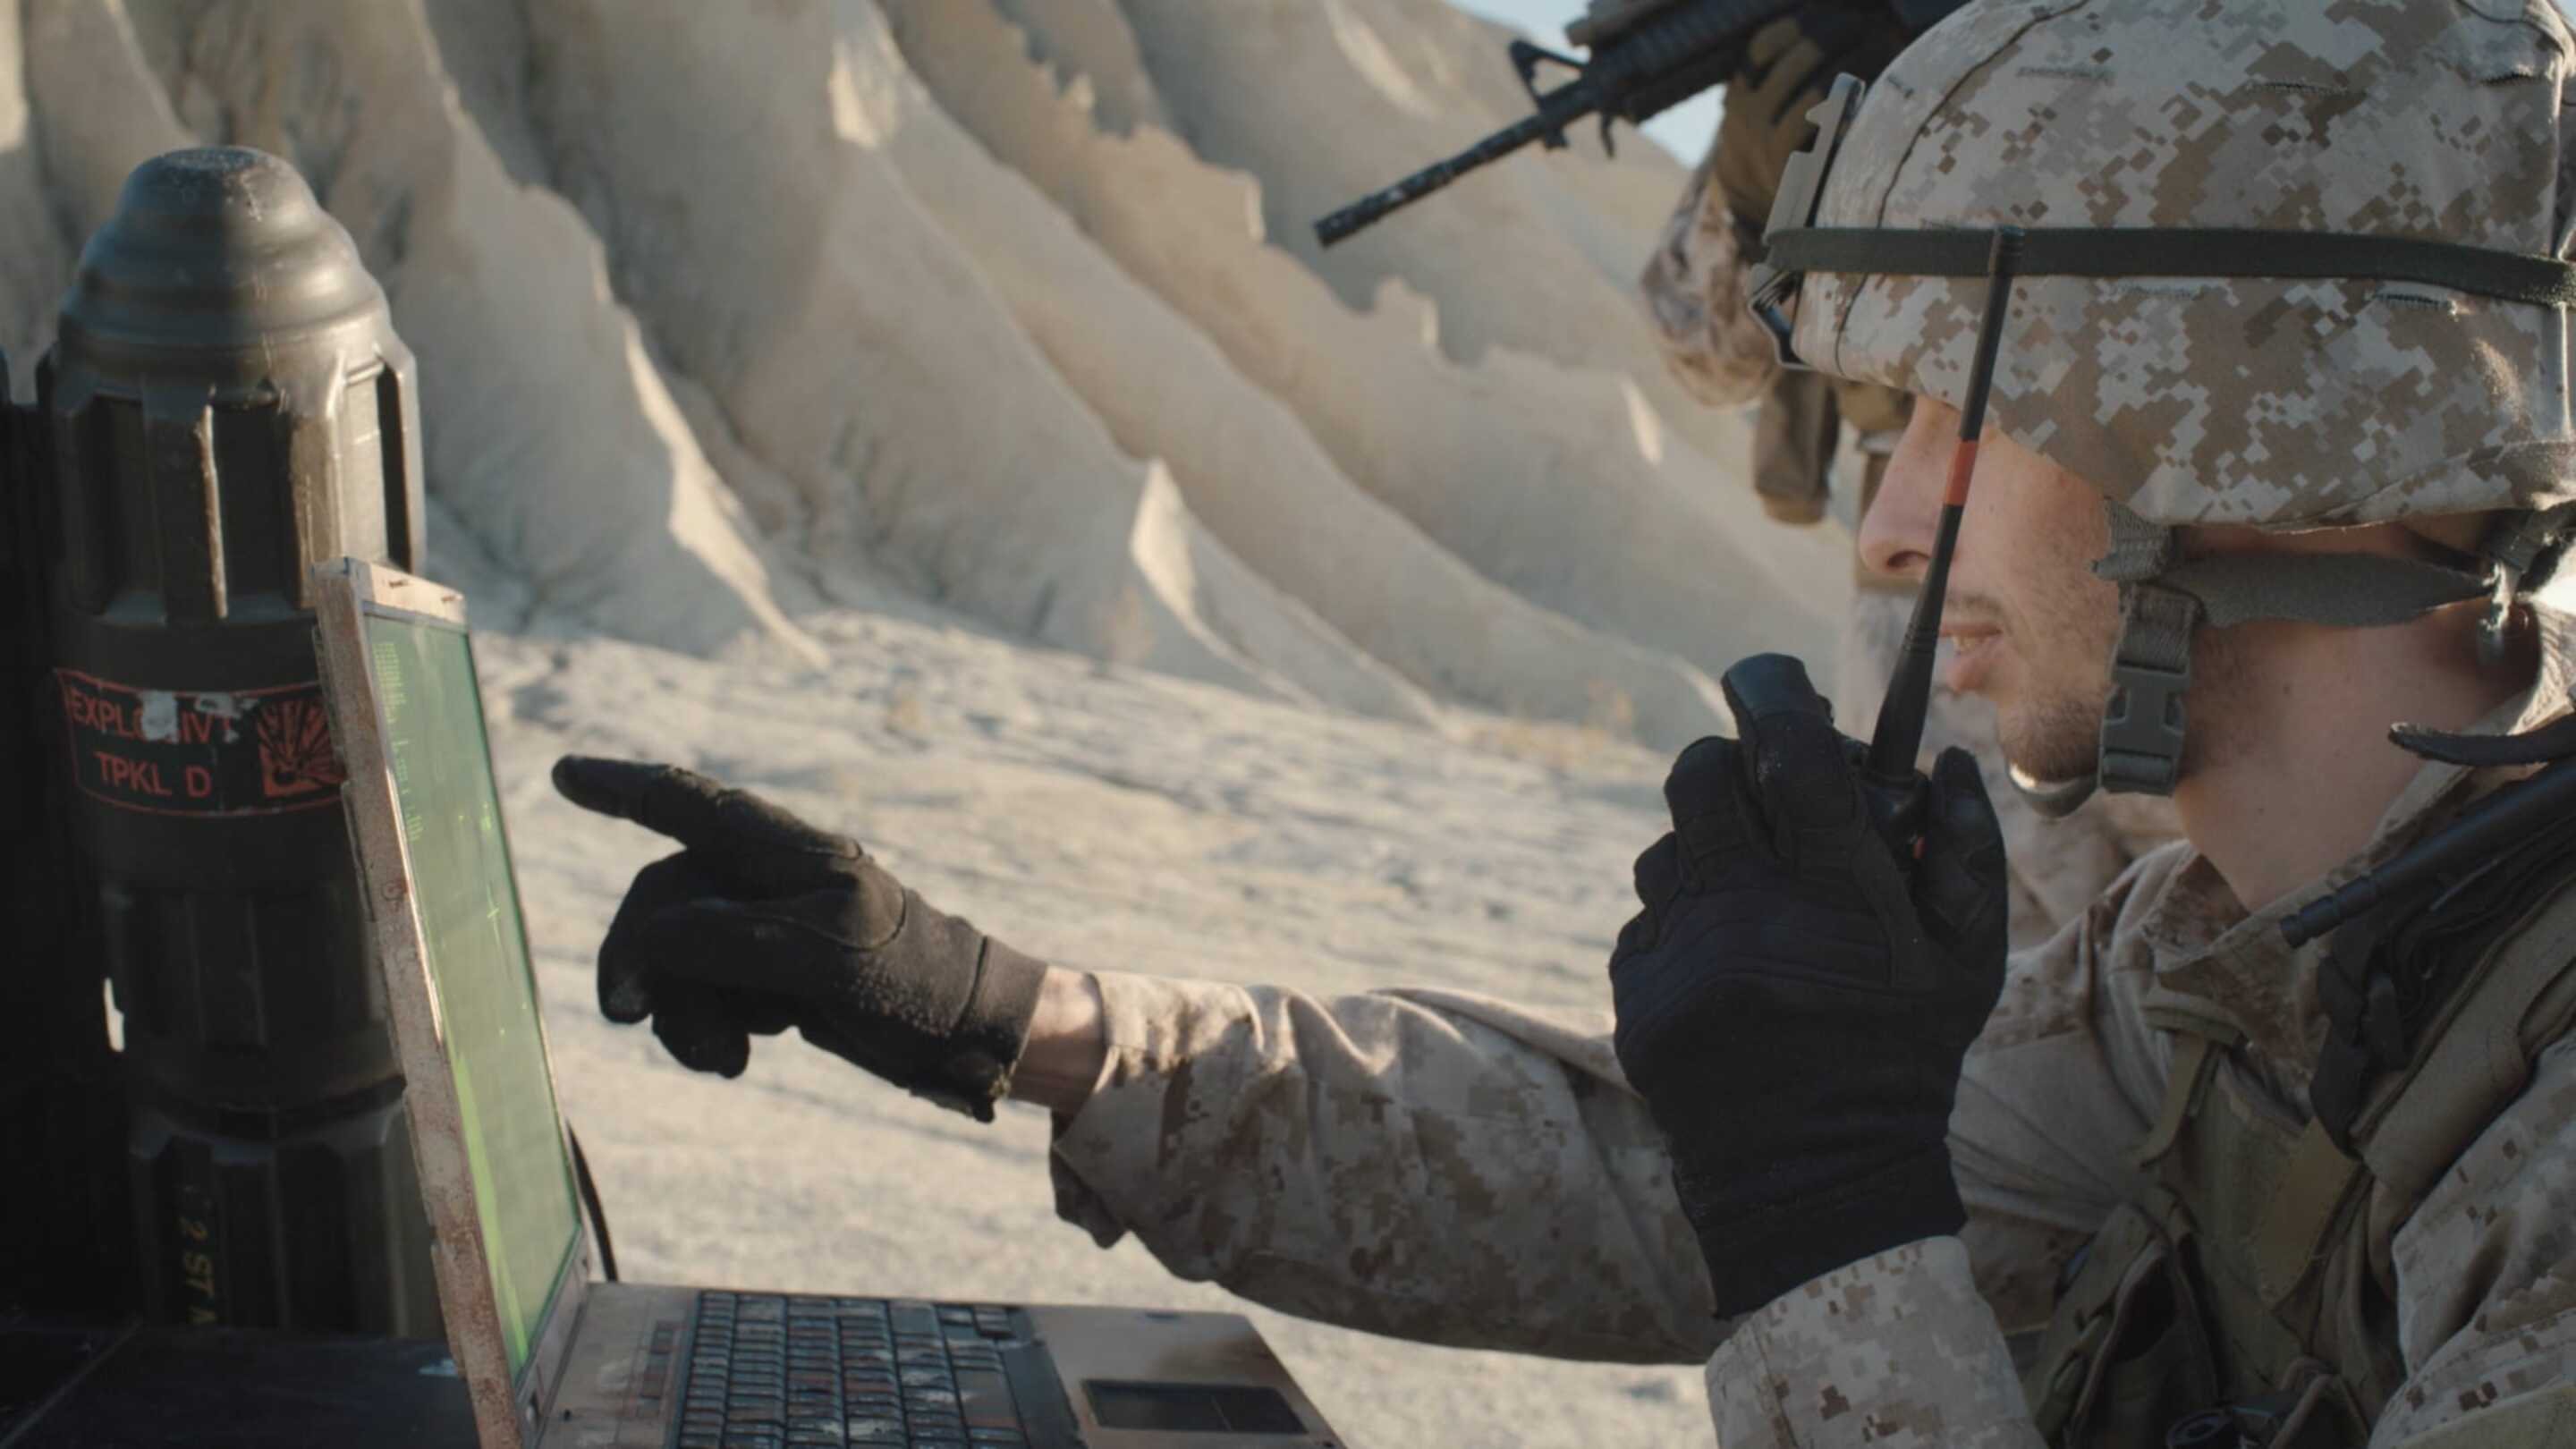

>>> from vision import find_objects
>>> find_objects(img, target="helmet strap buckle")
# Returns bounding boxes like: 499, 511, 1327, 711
2471, 501, 2576, 665
2099, 583, 2199, 796
2479, 562, 2520, 668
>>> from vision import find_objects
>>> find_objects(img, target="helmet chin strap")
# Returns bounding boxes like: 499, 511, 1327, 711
2089, 504, 2193, 797
2087, 500, 2511, 798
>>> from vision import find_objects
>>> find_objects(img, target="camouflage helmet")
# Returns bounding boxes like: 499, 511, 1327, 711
1751, 0, 2576, 801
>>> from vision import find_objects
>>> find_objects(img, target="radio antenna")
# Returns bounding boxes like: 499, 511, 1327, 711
1863, 228, 2022, 847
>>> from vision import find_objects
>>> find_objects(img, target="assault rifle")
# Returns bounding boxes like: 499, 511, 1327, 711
1314, 0, 1801, 247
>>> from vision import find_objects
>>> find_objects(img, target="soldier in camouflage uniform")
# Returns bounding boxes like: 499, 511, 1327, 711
1640, 0, 2177, 952
1638, 1, 1919, 524
558, 1, 2576, 1443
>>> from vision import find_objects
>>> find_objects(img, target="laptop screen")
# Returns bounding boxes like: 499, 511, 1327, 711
366, 604, 580, 1381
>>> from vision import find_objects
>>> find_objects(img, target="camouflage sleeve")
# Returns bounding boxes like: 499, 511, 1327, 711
1639, 135, 1783, 408
1045, 970, 1729, 1362
1705, 1237, 2045, 1448
1044, 897, 2156, 1372
2369, 1038, 2576, 1447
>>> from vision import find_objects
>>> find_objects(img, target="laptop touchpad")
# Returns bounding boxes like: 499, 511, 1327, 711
1086, 1380, 1307, 1435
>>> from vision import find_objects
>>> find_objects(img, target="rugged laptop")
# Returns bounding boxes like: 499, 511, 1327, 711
311, 558, 1344, 1449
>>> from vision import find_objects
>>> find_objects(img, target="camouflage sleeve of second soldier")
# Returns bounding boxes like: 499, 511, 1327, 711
1042, 922, 2157, 1369
1045, 970, 1730, 1362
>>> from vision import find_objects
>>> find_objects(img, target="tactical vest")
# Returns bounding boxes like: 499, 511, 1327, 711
2019, 863, 2576, 1448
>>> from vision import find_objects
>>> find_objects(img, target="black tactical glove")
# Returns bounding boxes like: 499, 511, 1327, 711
1711, 8, 1912, 222
552, 757, 1046, 1121
1609, 655, 2008, 1317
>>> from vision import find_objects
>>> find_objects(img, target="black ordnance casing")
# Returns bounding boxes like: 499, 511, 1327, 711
38, 147, 438, 1336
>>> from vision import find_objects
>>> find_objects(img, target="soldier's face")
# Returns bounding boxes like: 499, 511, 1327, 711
1858, 399, 2122, 782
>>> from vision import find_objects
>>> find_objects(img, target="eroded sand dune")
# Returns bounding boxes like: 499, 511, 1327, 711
881, 0, 1843, 689
859, 0, 1730, 740
1108, 0, 1744, 449
3, 0, 1845, 742
519, 0, 1439, 719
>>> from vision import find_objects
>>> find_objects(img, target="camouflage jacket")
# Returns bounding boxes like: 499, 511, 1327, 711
1046, 613, 2576, 1446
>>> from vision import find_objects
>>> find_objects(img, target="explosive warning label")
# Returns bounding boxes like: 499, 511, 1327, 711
55, 669, 347, 817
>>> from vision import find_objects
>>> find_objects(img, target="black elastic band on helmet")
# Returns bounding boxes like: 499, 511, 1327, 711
1764, 226, 2576, 307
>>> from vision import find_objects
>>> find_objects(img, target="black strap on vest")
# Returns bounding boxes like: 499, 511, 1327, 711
2309, 741, 2576, 1151
2285, 736, 2576, 947
2391, 711, 2576, 768
1763, 226, 2576, 306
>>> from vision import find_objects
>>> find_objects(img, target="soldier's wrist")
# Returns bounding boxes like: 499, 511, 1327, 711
906, 935, 1052, 1122
1689, 1144, 1968, 1318
1002, 965, 1109, 1116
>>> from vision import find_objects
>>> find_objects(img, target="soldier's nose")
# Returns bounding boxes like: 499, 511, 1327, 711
1858, 402, 1952, 583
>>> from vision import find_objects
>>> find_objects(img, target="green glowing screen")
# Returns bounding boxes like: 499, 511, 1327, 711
368, 607, 577, 1382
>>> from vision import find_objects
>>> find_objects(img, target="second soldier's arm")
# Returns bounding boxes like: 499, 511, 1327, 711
1037, 914, 2165, 1367
1043, 971, 1725, 1361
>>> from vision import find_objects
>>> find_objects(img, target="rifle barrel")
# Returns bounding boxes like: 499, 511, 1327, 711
1315, 105, 1582, 248
1313, 0, 1808, 247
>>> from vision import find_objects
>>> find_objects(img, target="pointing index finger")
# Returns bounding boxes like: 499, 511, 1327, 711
551, 757, 856, 888
552, 756, 710, 836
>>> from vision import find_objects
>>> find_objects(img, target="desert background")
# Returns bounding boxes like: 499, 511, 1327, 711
7, 1, 1863, 1443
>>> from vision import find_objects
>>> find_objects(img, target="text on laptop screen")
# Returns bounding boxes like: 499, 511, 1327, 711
367, 606, 580, 1379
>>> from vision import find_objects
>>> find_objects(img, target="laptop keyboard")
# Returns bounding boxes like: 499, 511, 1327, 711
674, 1292, 1030, 1449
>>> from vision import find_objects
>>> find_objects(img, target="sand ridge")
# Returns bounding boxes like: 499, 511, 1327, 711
8, 0, 1845, 744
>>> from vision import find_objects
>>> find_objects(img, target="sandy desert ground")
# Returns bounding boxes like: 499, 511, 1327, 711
484, 579, 1711, 1448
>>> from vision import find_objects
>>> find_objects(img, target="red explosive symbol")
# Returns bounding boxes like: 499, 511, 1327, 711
256, 697, 345, 799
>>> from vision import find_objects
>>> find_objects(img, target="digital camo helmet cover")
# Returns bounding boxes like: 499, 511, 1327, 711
1788, 0, 2576, 530
1757, 0, 2576, 798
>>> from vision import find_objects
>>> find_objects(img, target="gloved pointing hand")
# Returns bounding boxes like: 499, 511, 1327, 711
1609, 654, 2008, 1318
552, 757, 1046, 1121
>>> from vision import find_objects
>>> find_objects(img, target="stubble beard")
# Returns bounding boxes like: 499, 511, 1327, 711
1998, 682, 2112, 784
1990, 581, 2124, 786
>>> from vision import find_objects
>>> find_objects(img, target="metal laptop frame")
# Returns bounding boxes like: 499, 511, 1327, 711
312, 556, 593, 1449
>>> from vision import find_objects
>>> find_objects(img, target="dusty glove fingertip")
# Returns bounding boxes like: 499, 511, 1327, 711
1661, 735, 1741, 823
1931, 748, 1997, 822
657, 1010, 751, 1079
1716, 652, 1828, 726
1933, 744, 1983, 787
552, 754, 645, 817
599, 970, 655, 1025
552, 752, 606, 792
